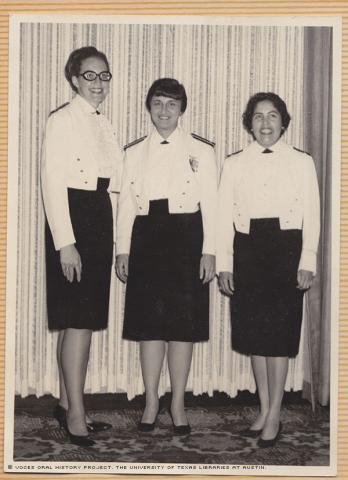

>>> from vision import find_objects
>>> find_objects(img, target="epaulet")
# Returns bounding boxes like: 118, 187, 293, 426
227, 149, 243, 157
293, 146, 310, 156
124, 135, 147, 151
191, 132, 215, 148
49, 102, 70, 117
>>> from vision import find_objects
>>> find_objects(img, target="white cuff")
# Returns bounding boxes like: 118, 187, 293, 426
51, 230, 76, 251
115, 237, 131, 256
216, 253, 234, 274
298, 249, 317, 275
202, 237, 216, 256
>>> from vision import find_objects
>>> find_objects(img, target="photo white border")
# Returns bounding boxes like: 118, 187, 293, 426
4, 13, 342, 476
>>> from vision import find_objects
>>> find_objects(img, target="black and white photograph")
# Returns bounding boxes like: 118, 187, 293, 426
4, 14, 340, 476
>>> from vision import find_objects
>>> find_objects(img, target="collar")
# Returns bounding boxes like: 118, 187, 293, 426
72, 94, 100, 115
249, 139, 286, 155
150, 126, 181, 147
265, 139, 286, 154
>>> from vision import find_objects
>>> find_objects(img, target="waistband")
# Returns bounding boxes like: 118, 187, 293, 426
96, 177, 110, 191
68, 177, 110, 193
147, 199, 200, 216
148, 199, 170, 215
249, 218, 280, 233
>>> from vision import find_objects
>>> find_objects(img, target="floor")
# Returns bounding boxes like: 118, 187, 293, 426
13, 391, 330, 466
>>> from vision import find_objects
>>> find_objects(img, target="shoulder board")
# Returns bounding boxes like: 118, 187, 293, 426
191, 133, 215, 147
227, 149, 243, 157
49, 102, 70, 117
293, 146, 310, 156
124, 135, 147, 151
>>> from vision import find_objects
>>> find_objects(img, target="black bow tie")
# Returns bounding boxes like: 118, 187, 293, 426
262, 148, 273, 153
161, 140, 169, 144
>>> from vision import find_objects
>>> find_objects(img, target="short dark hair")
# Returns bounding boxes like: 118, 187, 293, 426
145, 78, 187, 113
242, 92, 291, 137
64, 46, 110, 93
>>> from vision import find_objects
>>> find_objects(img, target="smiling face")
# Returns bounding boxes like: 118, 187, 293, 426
149, 95, 182, 138
71, 56, 110, 109
251, 100, 283, 148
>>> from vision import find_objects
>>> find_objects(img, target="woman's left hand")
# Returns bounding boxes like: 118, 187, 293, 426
200, 254, 216, 284
297, 269, 314, 290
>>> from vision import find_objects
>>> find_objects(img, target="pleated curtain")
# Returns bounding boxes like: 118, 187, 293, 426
302, 27, 332, 407
14, 21, 307, 398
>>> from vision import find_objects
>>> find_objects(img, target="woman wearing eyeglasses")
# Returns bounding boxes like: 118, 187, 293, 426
41, 46, 123, 446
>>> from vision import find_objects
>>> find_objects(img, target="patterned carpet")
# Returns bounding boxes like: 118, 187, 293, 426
13, 393, 329, 465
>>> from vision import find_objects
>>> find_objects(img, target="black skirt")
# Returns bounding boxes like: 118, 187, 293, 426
122, 199, 209, 342
230, 218, 304, 357
45, 178, 113, 331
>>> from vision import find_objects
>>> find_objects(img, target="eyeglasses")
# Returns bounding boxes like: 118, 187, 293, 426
79, 71, 112, 82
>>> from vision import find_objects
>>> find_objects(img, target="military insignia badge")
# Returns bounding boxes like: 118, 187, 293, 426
189, 156, 199, 172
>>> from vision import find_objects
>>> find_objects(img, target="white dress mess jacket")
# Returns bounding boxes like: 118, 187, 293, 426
41, 94, 123, 250
116, 127, 218, 256
216, 140, 320, 274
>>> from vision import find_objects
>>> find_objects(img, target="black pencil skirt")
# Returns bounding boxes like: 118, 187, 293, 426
45, 178, 113, 331
230, 218, 304, 357
122, 199, 209, 342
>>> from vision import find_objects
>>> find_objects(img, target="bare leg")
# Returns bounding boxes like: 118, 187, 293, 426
140, 340, 166, 423
57, 330, 68, 410
261, 356, 289, 440
250, 355, 270, 430
61, 328, 92, 436
168, 341, 193, 425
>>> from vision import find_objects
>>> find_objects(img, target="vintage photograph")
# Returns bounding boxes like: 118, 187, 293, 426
4, 14, 340, 476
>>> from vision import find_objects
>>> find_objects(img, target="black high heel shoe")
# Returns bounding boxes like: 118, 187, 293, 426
137, 407, 160, 432
168, 408, 191, 435
257, 422, 282, 448
86, 420, 112, 433
53, 404, 111, 433
67, 428, 95, 447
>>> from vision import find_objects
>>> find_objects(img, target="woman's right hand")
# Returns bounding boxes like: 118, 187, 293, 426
218, 272, 234, 296
116, 254, 129, 283
60, 244, 82, 283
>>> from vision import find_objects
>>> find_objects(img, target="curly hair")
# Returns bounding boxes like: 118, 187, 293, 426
242, 92, 291, 137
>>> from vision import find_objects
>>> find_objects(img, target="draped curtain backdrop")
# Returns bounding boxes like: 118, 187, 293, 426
13, 22, 330, 402
303, 27, 332, 407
